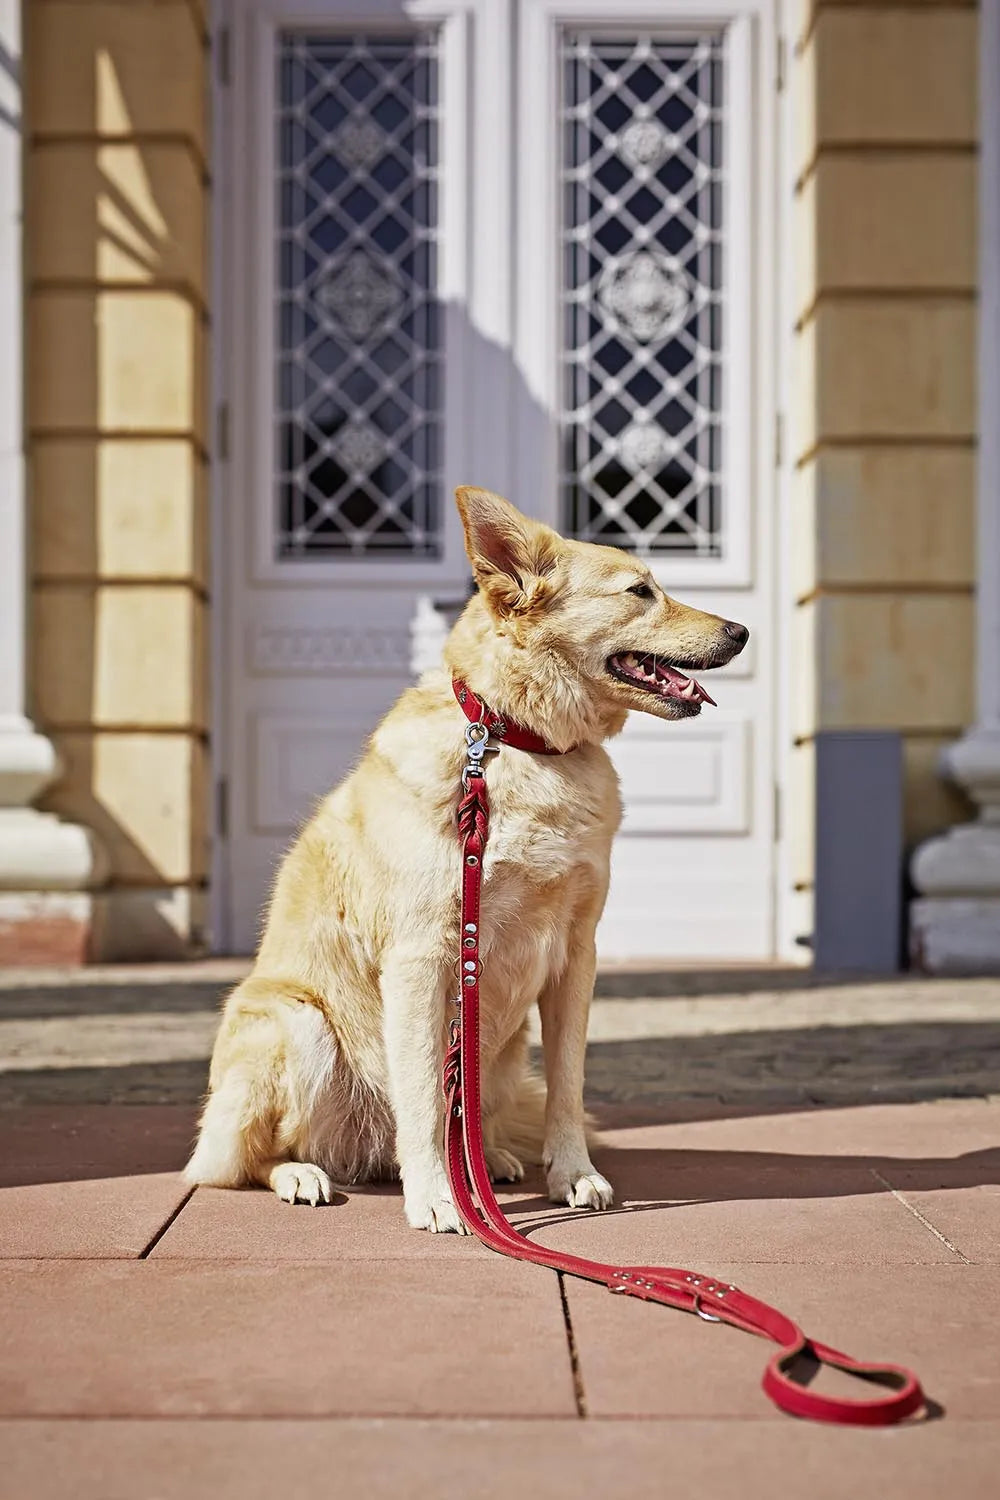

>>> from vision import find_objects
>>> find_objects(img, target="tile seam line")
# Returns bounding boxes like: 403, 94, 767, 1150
137, 1185, 196, 1258
869, 1167, 971, 1261
557, 1271, 588, 1418
0, 1412, 795, 1424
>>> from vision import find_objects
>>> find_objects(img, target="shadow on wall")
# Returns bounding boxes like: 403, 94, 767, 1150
28, 30, 208, 958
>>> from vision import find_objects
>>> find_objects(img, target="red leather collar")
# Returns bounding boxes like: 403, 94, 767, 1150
452, 679, 567, 755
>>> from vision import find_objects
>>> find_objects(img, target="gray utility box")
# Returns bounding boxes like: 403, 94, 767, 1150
813, 731, 904, 973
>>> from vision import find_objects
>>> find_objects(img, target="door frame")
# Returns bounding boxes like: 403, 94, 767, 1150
208, 0, 796, 958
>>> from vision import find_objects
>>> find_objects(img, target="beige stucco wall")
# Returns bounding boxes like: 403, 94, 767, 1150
788, 0, 978, 916
25, 0, 210, 958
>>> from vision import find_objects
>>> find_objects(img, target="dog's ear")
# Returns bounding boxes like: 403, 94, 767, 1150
455, 487, 559, 618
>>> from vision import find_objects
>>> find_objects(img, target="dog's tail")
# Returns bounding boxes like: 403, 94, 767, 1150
493, 1057, 603, 1166
494, 1067, 548, 1165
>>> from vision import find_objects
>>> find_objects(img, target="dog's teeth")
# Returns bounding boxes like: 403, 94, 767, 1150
680, 679, 696, 699
624, 653, 638, 668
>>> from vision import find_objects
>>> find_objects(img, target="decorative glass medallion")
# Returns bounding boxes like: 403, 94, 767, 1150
275, 31, 441, 558
561, 32, 725, 557
330, 115, 386, 171
598, 251, 690, 343
315, 250, 404, 340
620, 117, 670, 170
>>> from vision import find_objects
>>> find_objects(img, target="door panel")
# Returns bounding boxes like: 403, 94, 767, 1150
515, 1, 776, 957
221, 2, 470, 952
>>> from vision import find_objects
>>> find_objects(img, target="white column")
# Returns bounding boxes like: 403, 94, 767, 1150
910, 0, 1000, 971
0, 1, 104, 911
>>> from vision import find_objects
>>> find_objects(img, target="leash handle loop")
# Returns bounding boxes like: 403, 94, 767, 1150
445, 736, 926, 1427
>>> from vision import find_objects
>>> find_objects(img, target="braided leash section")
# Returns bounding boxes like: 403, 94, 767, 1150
457, 784, 489, 845
443, 727, 927, 1426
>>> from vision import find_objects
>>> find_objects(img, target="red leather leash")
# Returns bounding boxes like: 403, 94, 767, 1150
443, 686, 926, 1425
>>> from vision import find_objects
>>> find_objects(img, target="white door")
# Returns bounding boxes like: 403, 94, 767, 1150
514, 1, 778, 959
217, 0, 778, 959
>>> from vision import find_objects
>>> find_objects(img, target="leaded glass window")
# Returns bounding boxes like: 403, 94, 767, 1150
561, 33, 724, 557
275, 32, 441, 558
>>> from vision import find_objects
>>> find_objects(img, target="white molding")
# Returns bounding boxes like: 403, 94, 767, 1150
248, 623, 411, 673
773, 0, 808, 962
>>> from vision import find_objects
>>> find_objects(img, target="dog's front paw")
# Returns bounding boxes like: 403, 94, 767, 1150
547, 1167, 614, 1212
269, 1162, 333, 1206
404, 1181, 469, 1234
486, 1146, 524, 1183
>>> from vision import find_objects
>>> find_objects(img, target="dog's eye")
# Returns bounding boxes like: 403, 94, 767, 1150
627, 582, 654, 600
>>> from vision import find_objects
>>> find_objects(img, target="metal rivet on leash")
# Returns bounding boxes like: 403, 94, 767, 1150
464, 922, 477, 933
463, 975, 475, 986
466, 854, 478, 866
463, 937, 476, 948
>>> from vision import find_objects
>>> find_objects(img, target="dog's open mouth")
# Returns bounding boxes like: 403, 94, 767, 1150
606, 652, 717, 708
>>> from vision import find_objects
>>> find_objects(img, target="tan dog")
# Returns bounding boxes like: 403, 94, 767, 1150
186, 487, 749, 1230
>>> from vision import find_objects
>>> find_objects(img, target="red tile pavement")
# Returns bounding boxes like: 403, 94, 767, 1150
0, 1173, 191, 1259
0, 1259, 576, 1418
519, 1180, 960, 1266
590, 1096, 1000, 1161
0, 1100, 997, 1497
0, 1106, 198, 1258
563, 1263, 1000, 1420
0, 1105, 197, 1188
149, 1177, 540, 1261
1, 1418, 998, 1500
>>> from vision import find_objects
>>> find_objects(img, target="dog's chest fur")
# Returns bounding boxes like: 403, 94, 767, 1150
469, 745, 621, 1048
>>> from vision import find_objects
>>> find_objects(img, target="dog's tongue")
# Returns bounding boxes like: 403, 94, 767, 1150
655, 661, 717, 707
614, 653, 717, 706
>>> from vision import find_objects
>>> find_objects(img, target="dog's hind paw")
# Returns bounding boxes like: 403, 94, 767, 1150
269, 1162, 333, 1207
548, 1169, 614, 1212
486, 1146, 525, 1183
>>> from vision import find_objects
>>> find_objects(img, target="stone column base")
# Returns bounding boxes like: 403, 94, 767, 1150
910, 897, 1000, 974
0, 891, 94, 965
0, 726, 108, 965
909, 728, 1000, 974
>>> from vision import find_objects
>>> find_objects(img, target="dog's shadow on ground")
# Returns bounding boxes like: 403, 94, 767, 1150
500, 1140, 1000, 1230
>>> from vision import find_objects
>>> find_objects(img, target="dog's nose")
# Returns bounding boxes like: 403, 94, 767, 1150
724, 620, 749, 649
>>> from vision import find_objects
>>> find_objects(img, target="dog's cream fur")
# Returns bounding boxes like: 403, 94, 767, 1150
186, 488, 747, 1230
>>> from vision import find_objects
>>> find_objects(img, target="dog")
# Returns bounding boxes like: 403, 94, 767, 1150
185, 486, 749, 1231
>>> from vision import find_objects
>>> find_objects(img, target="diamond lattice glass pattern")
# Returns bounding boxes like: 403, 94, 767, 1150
561, 33, 724, 557
275, 32, 441, 558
